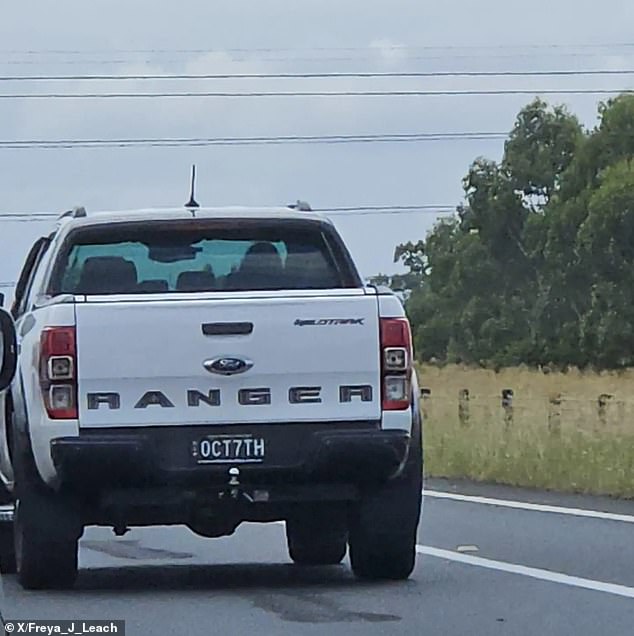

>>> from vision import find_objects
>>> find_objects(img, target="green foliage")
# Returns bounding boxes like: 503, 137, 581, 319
503, 98, 582, 201
395, 94, 634, 369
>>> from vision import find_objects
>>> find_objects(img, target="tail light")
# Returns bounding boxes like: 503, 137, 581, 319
380, 317, 413, 411
39, 327, 77, 419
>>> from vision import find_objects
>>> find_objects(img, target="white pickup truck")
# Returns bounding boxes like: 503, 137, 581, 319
0, 204, 422, 590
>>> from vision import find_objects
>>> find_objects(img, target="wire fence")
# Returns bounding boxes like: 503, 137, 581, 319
419, 387, 634, 433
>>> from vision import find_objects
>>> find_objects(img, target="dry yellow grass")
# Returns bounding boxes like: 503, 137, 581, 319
418, 363, 634, 497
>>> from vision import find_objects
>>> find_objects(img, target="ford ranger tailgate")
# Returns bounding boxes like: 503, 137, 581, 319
75, 290, 381, 428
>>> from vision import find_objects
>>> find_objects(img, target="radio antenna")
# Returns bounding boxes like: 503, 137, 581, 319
185, 164, 200, 209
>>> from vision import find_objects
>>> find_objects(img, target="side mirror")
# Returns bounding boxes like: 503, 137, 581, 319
0, 308, 17, 392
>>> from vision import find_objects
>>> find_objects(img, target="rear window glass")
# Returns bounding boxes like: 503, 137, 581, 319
50, 220, 358, 295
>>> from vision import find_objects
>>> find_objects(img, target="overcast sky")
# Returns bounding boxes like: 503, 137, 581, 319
1, 0, 634, 297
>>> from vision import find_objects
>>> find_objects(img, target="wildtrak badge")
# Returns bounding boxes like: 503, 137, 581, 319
294, 318, 364, 326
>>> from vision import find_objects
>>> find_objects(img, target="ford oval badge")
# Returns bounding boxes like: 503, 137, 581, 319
204, 356, 253, 376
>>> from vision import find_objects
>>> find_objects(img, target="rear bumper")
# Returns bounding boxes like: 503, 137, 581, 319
50, 423, 410, 493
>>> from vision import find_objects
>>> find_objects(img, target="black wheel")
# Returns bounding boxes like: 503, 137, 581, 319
14, 494, 80, 590
0, 519, 16, 574
10, 408, 82, 590
349, 410, 423, 581
286, 511, 348, 566
349, 528, 417, 580
0, 480, 16, 574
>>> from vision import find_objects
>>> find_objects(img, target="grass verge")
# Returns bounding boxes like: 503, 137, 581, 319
419, 363, 634, 498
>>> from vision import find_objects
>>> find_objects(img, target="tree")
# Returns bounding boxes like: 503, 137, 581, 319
576, 160, 634, 367
503, 98, 582, 205
395, 93, 634, 369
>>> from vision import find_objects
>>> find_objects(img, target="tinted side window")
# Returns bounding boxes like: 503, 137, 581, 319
12, 237, 50, 318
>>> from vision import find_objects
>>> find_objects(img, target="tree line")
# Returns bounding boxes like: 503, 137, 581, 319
373, 94, 634, 370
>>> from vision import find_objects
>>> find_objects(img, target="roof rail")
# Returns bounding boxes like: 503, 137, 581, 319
288, 200, 312, 212
58, 206, 87, 221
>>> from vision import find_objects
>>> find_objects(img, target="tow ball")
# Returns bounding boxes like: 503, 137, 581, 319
224, 467, 254, 503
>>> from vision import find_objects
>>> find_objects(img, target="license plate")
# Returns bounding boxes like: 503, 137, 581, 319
193, 434, 265, 464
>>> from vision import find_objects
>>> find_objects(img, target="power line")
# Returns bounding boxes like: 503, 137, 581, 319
4, 42, 634, 56
314, 205, 456, 215
3, 69, 634, 82
0, 213, 57, 219
1, 127, 632, 152
6, 53, 634, 68
0, 131, 508, 150
0, 88, 631, 100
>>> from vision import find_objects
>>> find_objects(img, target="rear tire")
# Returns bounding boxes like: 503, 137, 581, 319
11, 411, 81, 590
0, 480, 16, 574
0, 520, 16, 574
15, 495, 79, 590
286, 512, 348, 566
349, 528, 416, 580
349, 410, 423, 581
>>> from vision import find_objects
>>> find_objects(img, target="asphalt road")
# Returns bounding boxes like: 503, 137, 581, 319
3, 479, 634, 636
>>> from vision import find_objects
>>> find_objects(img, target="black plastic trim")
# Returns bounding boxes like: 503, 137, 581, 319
202, 322, 253, 336
49, 422, 409, 491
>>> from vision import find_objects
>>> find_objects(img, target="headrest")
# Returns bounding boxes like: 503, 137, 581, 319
76, 256, 138, 294
176, 270, 216, 292
138, 279, 169, 293
285, 250, 337, 287
240, 242, 283, 273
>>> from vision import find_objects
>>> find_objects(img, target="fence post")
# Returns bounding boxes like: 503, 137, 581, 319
597, 393, 612, 427
458, 389, 470, 428
548, 394, 562, 435
420, 388, 431, 420
502, 389, 514, 430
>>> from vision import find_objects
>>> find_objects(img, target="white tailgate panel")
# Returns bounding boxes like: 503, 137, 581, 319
76, 293, 381, 428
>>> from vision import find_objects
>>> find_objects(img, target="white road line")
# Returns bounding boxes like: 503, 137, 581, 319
417, 545, 634, 600
423, 490, 634, 524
